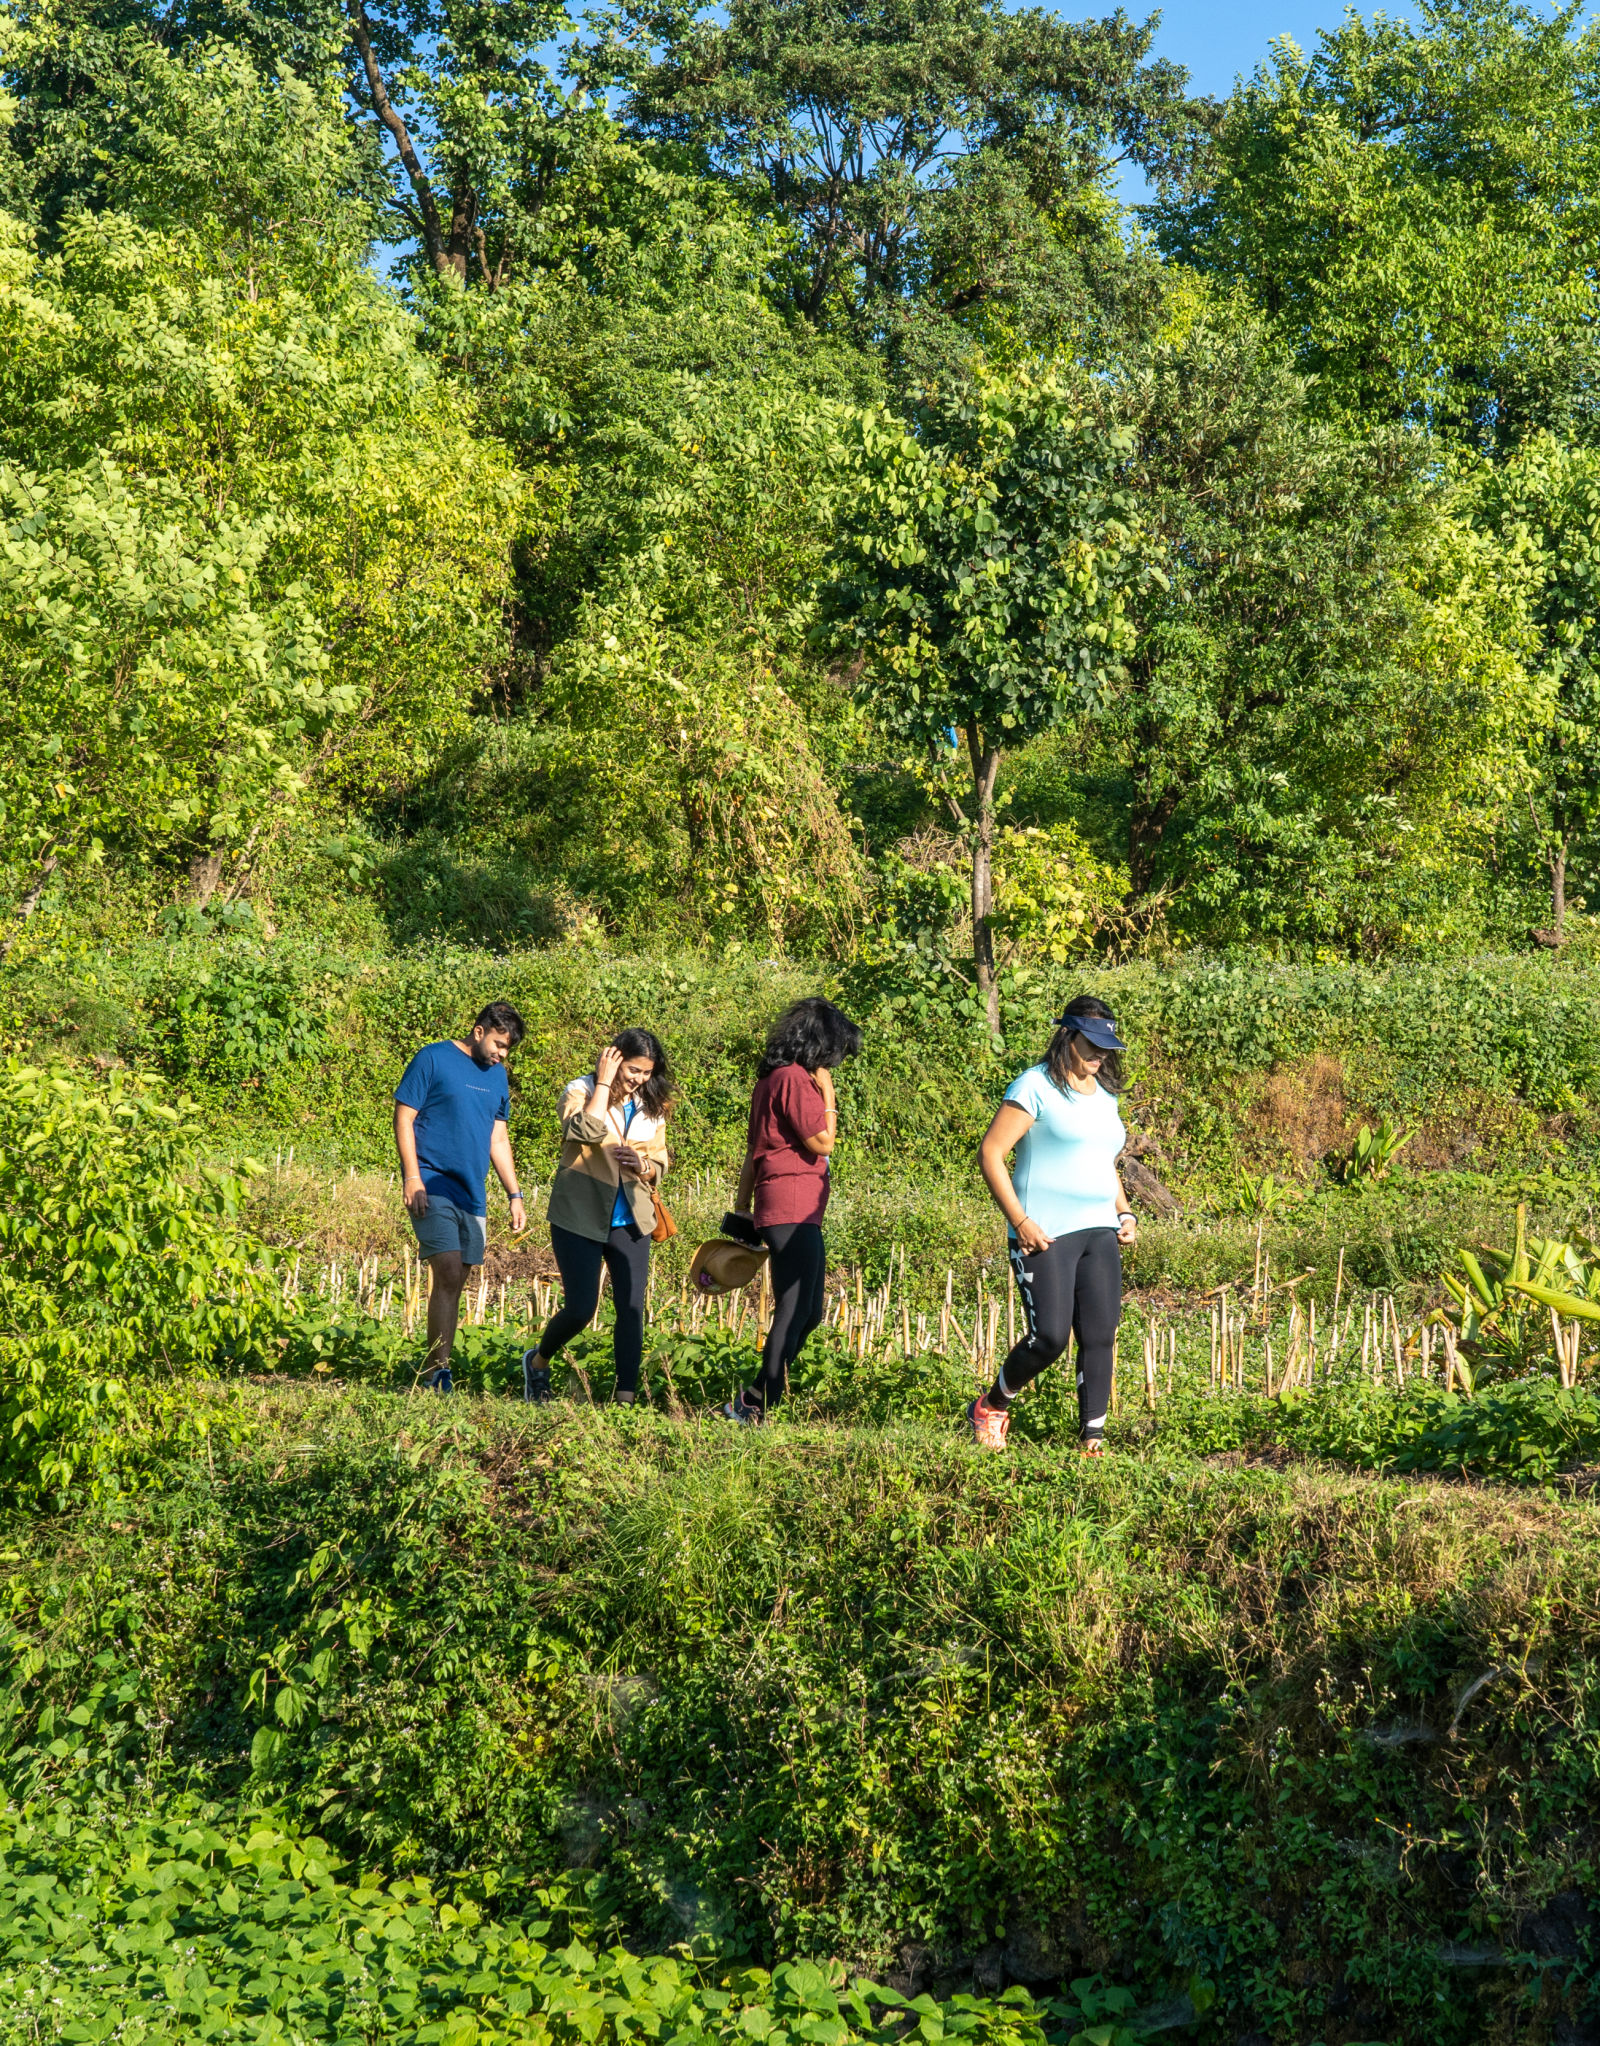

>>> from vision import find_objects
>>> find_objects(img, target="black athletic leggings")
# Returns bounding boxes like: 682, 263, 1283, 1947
540, 1220, 651, 1395
751, 1222, 827, 1414
998, 1227, 1122, 1439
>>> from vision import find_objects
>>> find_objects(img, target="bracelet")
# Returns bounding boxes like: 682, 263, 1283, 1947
1117, 1210, 1135, 1224
508, 1188, 523, 1201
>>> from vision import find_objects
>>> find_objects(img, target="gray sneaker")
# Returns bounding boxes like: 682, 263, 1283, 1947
522, 1349, 552, 1405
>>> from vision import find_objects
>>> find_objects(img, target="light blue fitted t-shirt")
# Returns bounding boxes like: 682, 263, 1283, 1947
1002, 1064, 1125, 1239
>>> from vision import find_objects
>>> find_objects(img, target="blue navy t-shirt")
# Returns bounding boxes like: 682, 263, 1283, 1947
394, 1041, 510, 1216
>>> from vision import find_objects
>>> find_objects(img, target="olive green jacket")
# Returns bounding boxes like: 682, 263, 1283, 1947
545, 1077, 670, 1243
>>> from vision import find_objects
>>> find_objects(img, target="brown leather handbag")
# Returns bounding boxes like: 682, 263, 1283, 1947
650, 1182, 678, 1244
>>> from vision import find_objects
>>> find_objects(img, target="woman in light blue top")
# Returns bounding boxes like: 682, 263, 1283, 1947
970, 994, 1137, 1453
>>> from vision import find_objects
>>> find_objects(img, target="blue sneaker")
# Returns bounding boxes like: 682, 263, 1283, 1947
717, 1388, 762, 1426
422, 1364, 453, 1395
522, 1349, 552, 1405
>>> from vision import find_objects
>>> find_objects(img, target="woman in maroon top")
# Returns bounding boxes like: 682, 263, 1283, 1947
721, 997, 862, 1424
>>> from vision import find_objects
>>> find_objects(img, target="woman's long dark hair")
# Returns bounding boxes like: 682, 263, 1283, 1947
611, 1028, 674, 1118
758, 998, 863, 1079
1045, 994, 1125, 1095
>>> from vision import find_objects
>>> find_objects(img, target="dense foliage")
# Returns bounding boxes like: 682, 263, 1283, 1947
7, 0, 1600, 2036
0, 0, 1597, 952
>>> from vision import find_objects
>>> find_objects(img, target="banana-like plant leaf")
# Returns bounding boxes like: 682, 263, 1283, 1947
1504, 1278, 1600, 1322
1458, 1251, 1496, 1308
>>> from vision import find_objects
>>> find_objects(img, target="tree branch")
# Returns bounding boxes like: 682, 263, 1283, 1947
348, 1, 449, 277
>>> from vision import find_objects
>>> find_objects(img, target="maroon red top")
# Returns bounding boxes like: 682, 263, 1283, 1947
748, 1064, 830, 1226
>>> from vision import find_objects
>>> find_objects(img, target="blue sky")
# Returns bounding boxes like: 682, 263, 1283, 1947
1141, 0, 1354, 99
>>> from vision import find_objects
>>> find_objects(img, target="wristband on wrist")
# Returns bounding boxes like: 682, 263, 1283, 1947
1117, 1210, 1135, 1223
508, 1188, 523, 1201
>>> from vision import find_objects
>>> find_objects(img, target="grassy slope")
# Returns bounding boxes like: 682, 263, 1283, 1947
9, 1386, 1599, 2045
16, 937, 1600, 1303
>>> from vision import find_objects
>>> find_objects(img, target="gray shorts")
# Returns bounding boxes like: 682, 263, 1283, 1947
409, 1195, 486, 1266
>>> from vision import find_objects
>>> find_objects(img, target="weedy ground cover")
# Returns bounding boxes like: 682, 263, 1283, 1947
0, 1802, 1102, 2046
3, 1388, 1596, 2045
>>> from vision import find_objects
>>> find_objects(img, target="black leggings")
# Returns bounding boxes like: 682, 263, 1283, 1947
752, 1222, 827, 1413
998, 1227, 1121, 1439
540, 1220, 651, 1394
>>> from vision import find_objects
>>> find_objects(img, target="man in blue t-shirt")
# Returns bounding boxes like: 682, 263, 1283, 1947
393, 1001, 528, 1392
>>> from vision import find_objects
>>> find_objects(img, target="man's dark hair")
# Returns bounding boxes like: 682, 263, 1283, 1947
473, 1000, 526, 1047
757, 998, 862, 1079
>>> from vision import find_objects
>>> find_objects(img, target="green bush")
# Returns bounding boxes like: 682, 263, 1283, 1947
148, 940, 334, 1085
0, 1061, 281, 1504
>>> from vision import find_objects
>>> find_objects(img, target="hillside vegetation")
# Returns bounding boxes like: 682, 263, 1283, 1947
7, 1387, 1599, 2046
6, 0, 1600, 2036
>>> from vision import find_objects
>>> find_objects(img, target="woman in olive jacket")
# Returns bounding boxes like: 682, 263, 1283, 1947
522, 1028, 672, 1405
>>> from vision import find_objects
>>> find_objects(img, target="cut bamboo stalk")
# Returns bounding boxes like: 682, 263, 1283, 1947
1331, 1247, 1345, 1349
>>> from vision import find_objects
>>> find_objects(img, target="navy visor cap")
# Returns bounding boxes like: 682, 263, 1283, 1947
1056, 1013, 1126, 1052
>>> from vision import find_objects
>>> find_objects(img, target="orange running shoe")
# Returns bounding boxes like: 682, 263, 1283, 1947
967, 1398, 1011, 1451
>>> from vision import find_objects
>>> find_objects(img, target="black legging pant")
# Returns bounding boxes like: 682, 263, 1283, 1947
752, 1222, 827, 1413
999, 1226, 1121, 1439
540, 1220, 651, 1394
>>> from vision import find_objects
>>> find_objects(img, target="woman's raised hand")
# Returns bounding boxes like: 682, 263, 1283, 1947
614, 1142, 646, 1180
595, 1045, 624, 1090
813, 1065, 836, 1111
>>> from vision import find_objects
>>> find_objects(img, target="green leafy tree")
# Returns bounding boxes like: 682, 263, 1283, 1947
1154, 0, 1600, 449
427, 182, 877, 663
0, 0, 626, 289
817, 367, 1139, 1030
0, 47, 533, 927
0, 0, 379, 240
1471, 435, 1600, 943
1079, 297, 1539, 949
0, 453, 336, 952
588, 0, 1204, 377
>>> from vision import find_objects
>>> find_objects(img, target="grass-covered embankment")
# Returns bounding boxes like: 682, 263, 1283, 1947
15, 943, 1600, 1209
7, 1386, 1598, 2043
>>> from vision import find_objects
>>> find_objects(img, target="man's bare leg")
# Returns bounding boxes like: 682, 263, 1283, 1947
425, 1252, 469, 1385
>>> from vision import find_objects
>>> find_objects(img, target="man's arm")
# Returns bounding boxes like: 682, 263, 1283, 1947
394, 1103, 428, 1218
489, 1120, 527, 1234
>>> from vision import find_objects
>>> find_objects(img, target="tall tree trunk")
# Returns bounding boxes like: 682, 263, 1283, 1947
1552, 838, 1569, 945
446, 186, 477, 283
965, 725, 1002, 1036
189, 850, 226, 908
348, 2, 452, 279
0, 849, 59, 962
